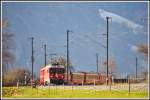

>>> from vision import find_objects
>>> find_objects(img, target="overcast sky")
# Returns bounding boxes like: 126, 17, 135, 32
2, 2, 148, 76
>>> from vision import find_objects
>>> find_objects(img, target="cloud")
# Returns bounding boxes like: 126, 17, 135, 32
131, 45, 138, 52
128, 44, 138, 52
98, 9, 143, 34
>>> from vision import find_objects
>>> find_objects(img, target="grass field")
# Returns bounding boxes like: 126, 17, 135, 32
2, 84, 148, 98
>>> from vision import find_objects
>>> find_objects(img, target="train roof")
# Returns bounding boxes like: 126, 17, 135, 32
41, 64, 65, 70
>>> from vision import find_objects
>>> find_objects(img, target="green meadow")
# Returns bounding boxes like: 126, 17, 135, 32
2, 86, 148, 98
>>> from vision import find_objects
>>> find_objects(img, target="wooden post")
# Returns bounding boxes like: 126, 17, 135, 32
94, 79, 95, 93
112, 76, 114, 85
62, 83, 65, 95
106, 77, 108, 85
63, 83, 65, 92
128, 75, 130, 94
72, 83, 73, 92
36, 85, 38, 96
49, 83, 50, 95
55, 84, 57, 95
109, 77, 111, 91
17, 80, 19, 89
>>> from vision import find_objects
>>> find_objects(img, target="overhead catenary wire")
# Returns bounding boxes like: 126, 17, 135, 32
69, 31, 106, 49
67, 31, 116, 61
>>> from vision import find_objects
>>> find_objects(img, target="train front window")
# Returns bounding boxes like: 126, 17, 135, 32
57, 68, 65, 74
49, 68, 65, 74
49, 68, 56, 73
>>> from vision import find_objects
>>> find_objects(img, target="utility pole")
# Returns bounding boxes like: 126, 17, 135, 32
136, 57, 138, 79
66, 30, 72, 83
30, 37, 34, 88
44, 44, 47, 66
66, 30, 69, 82
96, 53, 99, 74
106, 16, 111, 86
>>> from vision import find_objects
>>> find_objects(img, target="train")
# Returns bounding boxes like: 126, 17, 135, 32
40, 64, 112, 85
40, 63, 65, 85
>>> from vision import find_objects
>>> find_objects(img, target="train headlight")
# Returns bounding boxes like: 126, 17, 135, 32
56, 74, 58, 78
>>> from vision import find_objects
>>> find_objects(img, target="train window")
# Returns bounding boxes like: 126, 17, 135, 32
57, 68, 65, 74
49, 68, 56, 73
49, 68, 65, 74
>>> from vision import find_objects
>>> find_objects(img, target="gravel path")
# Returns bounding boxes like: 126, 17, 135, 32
39, 83, 148, 91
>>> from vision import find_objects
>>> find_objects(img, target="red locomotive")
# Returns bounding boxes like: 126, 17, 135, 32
40, 63, 65, 85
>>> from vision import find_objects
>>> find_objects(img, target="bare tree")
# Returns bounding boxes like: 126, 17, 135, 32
2, 19, 15, 72
3, 68, 32, 86
137, 43, 148, 81
137, 43, 148, 60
